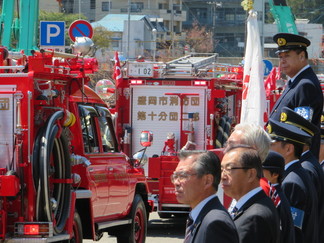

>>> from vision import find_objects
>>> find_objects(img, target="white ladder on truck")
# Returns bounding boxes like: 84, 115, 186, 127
164, 53, 218, 78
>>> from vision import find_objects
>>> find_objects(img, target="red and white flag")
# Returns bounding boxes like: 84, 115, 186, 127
240, 10, 267, 126
264, 66, 280, 96
113, 51, 123, 88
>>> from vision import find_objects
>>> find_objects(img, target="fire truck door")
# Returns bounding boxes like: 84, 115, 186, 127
79, 105, 109, 218
96, 107, 130, 216
105, 155, 130, 216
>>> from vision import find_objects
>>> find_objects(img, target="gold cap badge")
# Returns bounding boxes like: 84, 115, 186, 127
280, 112, 288, 122
277, 38, 286, 46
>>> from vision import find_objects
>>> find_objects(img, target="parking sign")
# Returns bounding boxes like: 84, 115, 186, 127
40, 21, 65, 46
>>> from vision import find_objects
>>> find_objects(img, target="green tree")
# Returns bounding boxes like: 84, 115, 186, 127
92, 26, 112, 49
39, 10, 85, 27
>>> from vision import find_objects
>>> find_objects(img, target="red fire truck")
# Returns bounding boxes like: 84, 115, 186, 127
115, 53, 244, 218
0, 47, 153, 242
0, 1, 153, 242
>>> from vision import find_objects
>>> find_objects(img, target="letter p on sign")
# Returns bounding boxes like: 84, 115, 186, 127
40, 21, 65, 46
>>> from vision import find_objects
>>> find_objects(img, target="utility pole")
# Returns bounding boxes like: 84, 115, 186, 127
207, 1, 222, 51
170, 0, 175, 57
78, 0, 81, 19
127, 0, 131, 59
152, 28, 157, 61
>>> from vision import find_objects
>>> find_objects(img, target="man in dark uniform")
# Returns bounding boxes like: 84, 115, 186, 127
262, 151, 295, 243
269, 33, 323, 159
280, 106, 324, 242
221, 145, 280, 243
267, 119, 319, 243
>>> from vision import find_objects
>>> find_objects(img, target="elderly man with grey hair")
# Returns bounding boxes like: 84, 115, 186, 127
225, 123, 271, 162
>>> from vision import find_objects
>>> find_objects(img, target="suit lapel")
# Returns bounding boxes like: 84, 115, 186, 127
283, 161, 301, 179
190, 197, 221, 242
233, 190, 266, 220
269, 67, 312, 118
270, 85, 292, 117
300, 150, 312, 163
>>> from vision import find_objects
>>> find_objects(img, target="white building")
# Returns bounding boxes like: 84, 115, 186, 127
92, 14, 166, 59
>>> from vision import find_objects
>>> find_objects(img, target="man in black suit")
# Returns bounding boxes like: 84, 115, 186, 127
280, 106, 324, 242
221, 145, 280, 243
269, 33, 323, 159
171, 150, 239, 243
262, 150, 295, 243
267, 119, 319, 243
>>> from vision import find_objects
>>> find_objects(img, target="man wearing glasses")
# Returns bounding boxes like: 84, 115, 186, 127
221, 145, 280, 243
171, 150, 239, 243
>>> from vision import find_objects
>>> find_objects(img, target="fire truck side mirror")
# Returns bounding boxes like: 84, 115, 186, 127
140, 131, 153, 147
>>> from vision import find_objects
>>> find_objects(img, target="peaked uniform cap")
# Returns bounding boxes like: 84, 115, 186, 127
273, 33, 310, 54
280, 107, 319, 136
267, 118, 311, 145
262, 150, 285, 174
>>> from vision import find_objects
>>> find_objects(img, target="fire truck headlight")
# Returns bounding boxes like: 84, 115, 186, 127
72, 173, 81, 184
133, 151, 148, 167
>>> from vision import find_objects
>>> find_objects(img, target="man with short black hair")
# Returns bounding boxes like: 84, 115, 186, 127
262, 151, 295, 243
267, 118, 319, 243
280, 106, 324, 242
221, 145, 280, 243
172, 150, 239, 243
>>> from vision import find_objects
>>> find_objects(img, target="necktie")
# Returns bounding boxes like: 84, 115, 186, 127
184, 215, 194, 243
287, 79, 292, 88
230, 206, 238, 219
269, 184, 281, 207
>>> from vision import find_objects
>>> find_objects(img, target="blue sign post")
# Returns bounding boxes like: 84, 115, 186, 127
40, 21, 65, 46
263, 59, 273, 76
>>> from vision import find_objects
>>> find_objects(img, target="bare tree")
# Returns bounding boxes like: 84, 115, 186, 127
185, 21, 214, 53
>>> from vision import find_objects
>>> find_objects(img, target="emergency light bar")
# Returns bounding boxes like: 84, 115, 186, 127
194, 80, 207, 86
130, 79, 144, 85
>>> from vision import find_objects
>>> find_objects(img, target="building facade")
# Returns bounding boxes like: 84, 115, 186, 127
182, 0, 246, 57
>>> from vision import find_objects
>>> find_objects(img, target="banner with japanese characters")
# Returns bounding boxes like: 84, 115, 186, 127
131, 85, 206, 167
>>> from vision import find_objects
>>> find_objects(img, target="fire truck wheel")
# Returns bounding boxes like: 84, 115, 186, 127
117, 195, 147, 243
69, 211, 83, 243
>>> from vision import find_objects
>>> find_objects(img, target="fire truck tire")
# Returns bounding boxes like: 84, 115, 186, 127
69, 211, 83, 243
215, 117, 226, 148
117, 195, 147, 243
215, 116, 232, 148
223, 117, 232, 142
35, 111, 71, 235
